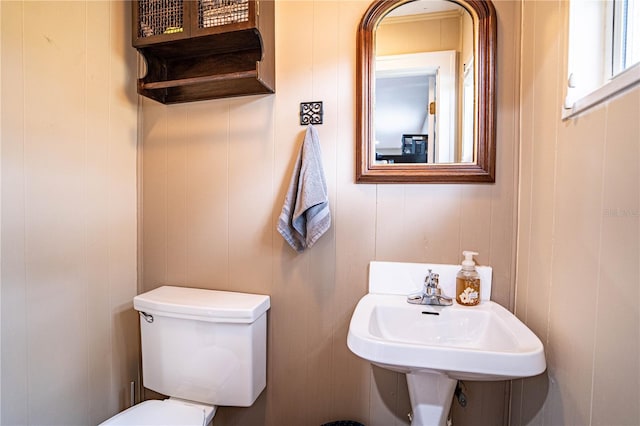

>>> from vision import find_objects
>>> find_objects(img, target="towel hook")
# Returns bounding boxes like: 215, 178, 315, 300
300, 101, 323, 125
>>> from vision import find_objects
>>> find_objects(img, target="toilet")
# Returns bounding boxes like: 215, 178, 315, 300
100, 285, 270, 426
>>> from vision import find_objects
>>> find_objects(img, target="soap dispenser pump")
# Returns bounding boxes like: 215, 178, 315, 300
456, 251, 480, 306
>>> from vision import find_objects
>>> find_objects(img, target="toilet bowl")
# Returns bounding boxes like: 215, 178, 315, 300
100, 398, 216, 426
100, 286, 270, 425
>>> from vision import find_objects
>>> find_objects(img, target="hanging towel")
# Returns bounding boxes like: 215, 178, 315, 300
277, 124, 331, 253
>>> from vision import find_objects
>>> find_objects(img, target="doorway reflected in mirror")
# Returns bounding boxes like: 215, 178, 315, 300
374, 1, 473, 165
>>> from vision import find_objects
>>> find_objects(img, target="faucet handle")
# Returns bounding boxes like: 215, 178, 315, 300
424, 269, 438, 289
424, 269, 433, 286
424, 269, 439, 288
408, 269, 452, 306
425, 272, 441, 296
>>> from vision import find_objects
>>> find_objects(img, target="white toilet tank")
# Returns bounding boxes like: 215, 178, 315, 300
133, 286, 270, 407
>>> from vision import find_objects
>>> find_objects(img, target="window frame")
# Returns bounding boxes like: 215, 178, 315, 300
563, 0, 640, 120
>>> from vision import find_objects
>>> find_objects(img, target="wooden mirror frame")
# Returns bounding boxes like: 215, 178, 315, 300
356, 0, 497, 183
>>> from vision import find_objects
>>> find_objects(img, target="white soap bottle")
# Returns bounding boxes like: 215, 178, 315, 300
456, 251, 480, 306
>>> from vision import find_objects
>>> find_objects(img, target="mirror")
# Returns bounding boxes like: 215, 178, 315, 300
356, 0, 496, 183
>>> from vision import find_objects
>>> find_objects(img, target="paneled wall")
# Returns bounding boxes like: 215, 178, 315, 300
1, 2, 139, 424
141, 1, 521, 425
376, 13, 462, 55
512, 1, 640, 425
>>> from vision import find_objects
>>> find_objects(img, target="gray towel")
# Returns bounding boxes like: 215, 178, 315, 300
277, 125, 331, 253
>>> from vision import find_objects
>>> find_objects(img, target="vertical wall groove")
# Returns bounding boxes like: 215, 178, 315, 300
516, 0, 640, 424
2, 1, 139, 423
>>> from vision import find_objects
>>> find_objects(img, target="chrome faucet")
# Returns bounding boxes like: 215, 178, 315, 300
407, 269, 453, 306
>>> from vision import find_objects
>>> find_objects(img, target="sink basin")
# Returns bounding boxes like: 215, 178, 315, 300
347, 261, 546, 426
348, 294, 545, 381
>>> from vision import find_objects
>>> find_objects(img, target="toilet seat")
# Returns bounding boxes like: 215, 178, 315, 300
100, 398, 216, 426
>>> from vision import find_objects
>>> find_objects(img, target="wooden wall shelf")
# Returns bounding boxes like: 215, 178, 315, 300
132, 0, 274, 104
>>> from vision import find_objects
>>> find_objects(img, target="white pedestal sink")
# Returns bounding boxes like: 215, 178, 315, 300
347, 261, 546, 426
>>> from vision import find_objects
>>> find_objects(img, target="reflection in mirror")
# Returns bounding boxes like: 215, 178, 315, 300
374, 1, 474, 165
356, 0, 496, 183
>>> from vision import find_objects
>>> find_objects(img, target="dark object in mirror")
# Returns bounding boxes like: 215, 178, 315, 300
356, 0, 497, 183
377, 135, 428, 164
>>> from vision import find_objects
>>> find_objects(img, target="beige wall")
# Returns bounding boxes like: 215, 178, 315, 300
0, 0, 4, 423
3, 1, 638, 424
512, 1, 640, 425
376, 13, 462, 56
140, 1, 521, 425
376, 7, 472, 60
0, 1, 3, 420
1, 1, 139, 425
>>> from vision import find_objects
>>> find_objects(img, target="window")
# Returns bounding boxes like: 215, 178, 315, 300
612, 0, 640, 75
563, 0, 640, 119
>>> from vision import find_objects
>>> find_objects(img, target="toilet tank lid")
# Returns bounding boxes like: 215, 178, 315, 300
134, 286, 270, 323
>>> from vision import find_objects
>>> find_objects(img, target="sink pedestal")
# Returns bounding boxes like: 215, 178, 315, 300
406, 372, 457, 426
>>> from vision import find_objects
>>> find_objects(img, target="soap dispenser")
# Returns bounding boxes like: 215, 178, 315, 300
456, 251, 480, 306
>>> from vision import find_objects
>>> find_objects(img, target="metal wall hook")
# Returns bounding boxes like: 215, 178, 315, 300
300, 101, 323, 125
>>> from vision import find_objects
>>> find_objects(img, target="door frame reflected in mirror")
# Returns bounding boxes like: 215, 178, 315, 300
356, 0, 497, 183
375, 50, 458, 164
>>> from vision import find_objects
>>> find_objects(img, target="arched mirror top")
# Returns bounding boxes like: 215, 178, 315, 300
356, 0, 497, 183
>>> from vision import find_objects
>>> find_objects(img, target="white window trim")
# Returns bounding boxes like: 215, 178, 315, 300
562, 0, 640, 120
562, 61, 640, 120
